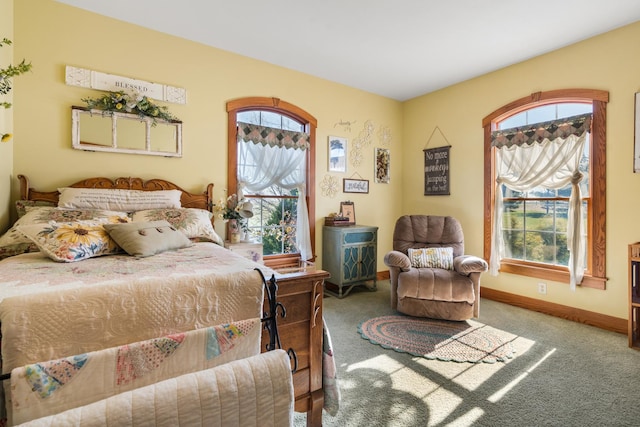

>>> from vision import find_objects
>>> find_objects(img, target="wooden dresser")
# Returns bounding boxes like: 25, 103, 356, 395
261, 268, 329, 427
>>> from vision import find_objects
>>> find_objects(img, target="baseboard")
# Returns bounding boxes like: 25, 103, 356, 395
377, 270, 390, 281
480, 287, 627, 335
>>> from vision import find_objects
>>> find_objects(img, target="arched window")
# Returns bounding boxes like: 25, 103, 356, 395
227, 97, 317, 267
483, 89, 608, 289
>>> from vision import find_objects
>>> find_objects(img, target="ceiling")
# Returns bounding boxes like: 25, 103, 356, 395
54, 0, 640, 101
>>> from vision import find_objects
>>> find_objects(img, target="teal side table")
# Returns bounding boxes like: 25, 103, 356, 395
322, 224, 378, 298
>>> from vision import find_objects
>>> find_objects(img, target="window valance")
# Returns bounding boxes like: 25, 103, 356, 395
491, 113, 592, 149
237, 122, 309, 150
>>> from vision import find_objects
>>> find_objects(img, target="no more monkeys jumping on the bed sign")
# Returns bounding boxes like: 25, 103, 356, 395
423, 146, 450, 196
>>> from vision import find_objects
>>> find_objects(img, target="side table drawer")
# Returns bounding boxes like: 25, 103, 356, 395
343, 230, 376, 245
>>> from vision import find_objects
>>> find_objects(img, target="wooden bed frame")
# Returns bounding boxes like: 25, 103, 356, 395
14, 174, 329, 427
18, 174, 214, 213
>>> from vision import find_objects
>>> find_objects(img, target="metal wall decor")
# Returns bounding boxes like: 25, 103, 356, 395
320, 175, 339, 198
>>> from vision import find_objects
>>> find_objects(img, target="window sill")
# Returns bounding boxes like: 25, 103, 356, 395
499, 261, 606, 290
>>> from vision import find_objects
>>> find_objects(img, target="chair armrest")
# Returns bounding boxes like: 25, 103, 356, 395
453, 255, 488, 275
384, 251, 411, 272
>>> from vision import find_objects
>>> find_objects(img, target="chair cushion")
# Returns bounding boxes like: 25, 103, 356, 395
396, 268, 475, 304
392, 215, 464, 256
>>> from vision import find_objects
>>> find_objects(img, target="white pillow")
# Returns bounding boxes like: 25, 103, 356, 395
58, 187, 182, 211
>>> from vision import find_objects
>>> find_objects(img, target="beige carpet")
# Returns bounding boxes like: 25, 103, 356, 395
295, 280, 640, 427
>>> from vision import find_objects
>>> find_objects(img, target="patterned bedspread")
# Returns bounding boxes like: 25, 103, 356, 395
10, 318, 263, 425
0, 243, 271, 374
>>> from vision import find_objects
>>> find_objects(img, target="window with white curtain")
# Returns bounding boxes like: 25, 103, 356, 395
226, 97, 317, 265
236, 111, 311, 259
482, 89, 608, 290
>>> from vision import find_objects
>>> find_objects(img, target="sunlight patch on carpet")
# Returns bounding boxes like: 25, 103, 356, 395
358, 315, 517, 363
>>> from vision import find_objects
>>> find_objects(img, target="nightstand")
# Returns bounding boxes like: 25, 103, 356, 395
322, 225, 378, 298
224, 240, 263, 264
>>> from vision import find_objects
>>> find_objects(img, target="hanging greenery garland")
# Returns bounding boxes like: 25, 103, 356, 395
82, 90, 178, 125
1, 38, 33, 142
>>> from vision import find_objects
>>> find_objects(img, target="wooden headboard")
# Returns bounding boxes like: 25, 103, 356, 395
17, 175, 214, 213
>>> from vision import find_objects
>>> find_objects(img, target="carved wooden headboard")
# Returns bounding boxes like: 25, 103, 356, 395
17, 175, 214, 213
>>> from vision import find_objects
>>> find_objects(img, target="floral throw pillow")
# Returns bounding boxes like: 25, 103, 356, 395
0, 228, 38, 260
18, 220, 123, 262
132, 208, 224, 246
15, 200, 56, 218
408, 247, 454, 270
0, 208, 130, 261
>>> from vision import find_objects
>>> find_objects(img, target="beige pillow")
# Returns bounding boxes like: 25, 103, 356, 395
104, 220, 193, 257
58, 187, 182, 211
132, 208, 224, 246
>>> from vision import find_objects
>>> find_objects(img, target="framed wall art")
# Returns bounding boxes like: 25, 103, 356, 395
375, 147, 390, 183
328, 136, 347, 172
343, 178, 369, 193
339, 201, 356, 225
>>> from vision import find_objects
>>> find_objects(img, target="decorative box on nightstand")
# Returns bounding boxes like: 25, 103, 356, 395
224, 240, 263, 264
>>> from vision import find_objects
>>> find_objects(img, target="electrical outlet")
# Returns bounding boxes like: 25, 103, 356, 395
538, 282, 547, 294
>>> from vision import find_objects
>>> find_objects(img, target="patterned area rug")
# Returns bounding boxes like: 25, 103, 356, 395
358, 315, 517, 363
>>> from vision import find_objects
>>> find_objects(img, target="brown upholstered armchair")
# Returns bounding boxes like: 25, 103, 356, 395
383, 215, 488, 321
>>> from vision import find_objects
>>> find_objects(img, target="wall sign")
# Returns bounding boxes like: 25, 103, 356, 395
343, 178, 369, 193
65, 65, 187, 105
424, 146, 450, 195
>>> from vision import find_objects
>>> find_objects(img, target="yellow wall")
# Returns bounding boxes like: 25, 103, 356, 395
10, 0, 640, 321
403, 21, 640, 319
11, 0, 404, 270
0, 0, 14, 232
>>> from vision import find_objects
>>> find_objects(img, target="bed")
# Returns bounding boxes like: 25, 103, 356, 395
0, 175, 314, 426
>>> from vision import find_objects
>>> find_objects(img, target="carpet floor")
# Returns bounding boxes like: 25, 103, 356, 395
295, 280, 640, 427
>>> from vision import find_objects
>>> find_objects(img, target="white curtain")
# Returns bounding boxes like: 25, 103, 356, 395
236, 123, 313, 260
490, 114, 591, 290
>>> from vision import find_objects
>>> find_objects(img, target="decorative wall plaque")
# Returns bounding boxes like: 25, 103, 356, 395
65, 65, 187, 105
424, 146, 450, 195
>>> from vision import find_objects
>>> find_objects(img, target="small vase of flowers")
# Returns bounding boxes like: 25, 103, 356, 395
213, 193, 254, 242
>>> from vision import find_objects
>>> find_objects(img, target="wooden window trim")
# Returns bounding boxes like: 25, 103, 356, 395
482, 89, 608, 290
226, 97, 317, 266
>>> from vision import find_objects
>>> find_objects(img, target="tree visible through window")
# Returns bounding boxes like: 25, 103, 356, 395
482, 89, 608, 289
